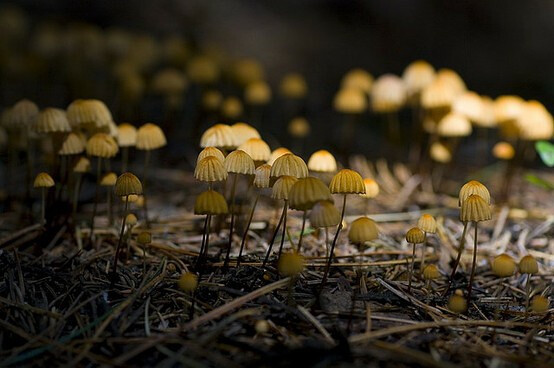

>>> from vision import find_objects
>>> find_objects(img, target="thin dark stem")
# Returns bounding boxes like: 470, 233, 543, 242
325, 227, 330, 258
111, 196, 129, 286
421, 232, 427, 272
467, 222, 478, 301
72, 174, 82, 224
237, 193, 259, 267
297, 211, 307, 252
262, 201, 287, 269
444, 221, 469, 296
408, 242, 416, 292
277, 201, 288, 260
195, 215, 209, 271
142, 150, 151, 227
321, 194, 347, 286
223, 174, 238, 269
190, 214, 211, 320
525, 273, 531, 313
88, 157, 102, 246
41, 188, 46, 226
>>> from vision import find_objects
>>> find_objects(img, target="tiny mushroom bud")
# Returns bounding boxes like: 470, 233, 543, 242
178, 272, 198, 292
530, 295, 550, 313
423, 264, 440, 280
278, 251, 305, 277
448, 290, 468, 314
137, 231, 152, 245
491, 253, 517, 277
519, 255, 538, 275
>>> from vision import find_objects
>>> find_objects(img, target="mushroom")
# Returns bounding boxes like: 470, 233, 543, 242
117, 123, 137, 172
100, 172, 117, 225
309, 201, 340, 257
518, 255, 539, 312
417, 214, 437, 271
33, 172, 55, 226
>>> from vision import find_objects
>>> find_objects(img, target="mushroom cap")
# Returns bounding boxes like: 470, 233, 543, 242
436, 69, 466, 95
73, 156, 91, 173
518, 255, 538, 275
421, 78, 459, 110
270, 153, 308, 179
406, 227, 425, 244
402, 60, 435, 97
66, 99, 112, 129
230, 122, 260, 146
33, 172, 55, 188
460, 194, 491, 223
447, 290, 467, 313
194, 190, 228, 215
516, 100, 553, 141
100, 172, 117, 186
221, 97, 243, 120
309, 200, 340, 228
267, 147, 291, 165
125, 213, 138, 226
231, 58, 264, 86
437, 112, 472, 137
348, 217, 379, 244
136, 231, 152, 245
288, 117, 310, 138
197, 146, 225, 164
4, 99, 39, 130
423, 264, 440, 280
430, 142, 452, 163
136, 123, 166, 150
333, 87, 367, 114
307, 150, 337, 173
494, 95, 524, 123
254, 164, 271, 188
238, 138, 271, 162
271, 175, 298, 200
200, 124, 237, 149
289, 177, 332, 211
279, 73, 307, 99
36, 108, 71, 133
473, 96, 497, 128
224, 149, 255, 175
341, 68, 373, 94
417, 214, 437, 234
151, 67, 188, 95
117, 123, 137, 147
452, 91, 483, 122
360, 178, 379, 199
491, 253, 516, 277
178, 272, 198, 292
202, 90, 223, 111
278, 251, 305, 277
244, 80, 271, 105
371, 74, 407, 113
329, 169, 365, 194
115, 172, 143, 196
59, 132, 85, 155
86, 133, 119, 158
195, 156, 228, 182
187, 55, 220, 84
459, 180, 491, 206
530, 295, 550, 313
492, 142, 515, 160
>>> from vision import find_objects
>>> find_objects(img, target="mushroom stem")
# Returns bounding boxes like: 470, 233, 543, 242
321, 194, 347, 286
111, 195, 129, 285
408, 242, 416, 292
262, 200, 287, 269
525, 273, 531, 312
72, 173, 82, 224
277, 201, 288, 260
237, 193, 259, 267
25, 132, 33, 202
421, 232, 427, 272
223, 174, 238, 269
297, 211, 307, 252
88, 157, 102, 246
40, 187, 46, 226
142, 150, 151, 227
467, 222, 478, 301
444, 221, 469, 295
195, 214, 209, 271
122, 147, 129, 173
190, 214, 211, 320
325, 227, 330, 258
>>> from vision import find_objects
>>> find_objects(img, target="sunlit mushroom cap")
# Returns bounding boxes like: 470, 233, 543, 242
59, 132, 85, 155
86, 133, 119, 158
267, 147, 291, 165
194, 190, 228, 215
460, 194, 491, 223
348, 217, 379, 244
125, 213, 138, 226
36, 108, 71, 133
100, 172, 117, 186
200, 124, 237, 149
136, 231, 152, 245
448, 290, 467, 313
224, 149, 255, 175
436, 68, 466, 95
437, 112, 472, 137
423, 264, 440, 280
178, 272, 198, 292
254, 164, 271, 188
333, 87, 367, 114
421, 78, 458, 110
115, 172, 143, 196
202, 90, 223, 111
492, 142, 515, 160
370, 74, 407, 113
279, 73, 307, 99
194, 156, 228, 182
288, 117, 310, 138
278, 251, 305, 277
516, 100, 553, 141
494, 95, 524, 123
530, 295, 550, 313
341, 68, 373, 94
417, 214, 437, 234
117, 123, 137, 147
360, 178, 379, 199
73, 157, 91, 173
244, 80, 271, 105
430, 142, 452, 163
307, 150, 337, 173
136, 123, 167, 150
66, 99, 112, 129
452, 91, 483, 123
150, 68, 188, 95
518, 255, 538, 274
406, 227, 425, 243
197, 146, 225, 164
309, 200, 340, 228
186, 55, 220, 84
4, 99, 39, 130
473, 96, 497, 128
271, 175, 298, 200
491, 253, 516, 277
459, 180, 491, 206
221, 97, 243, 120
231, 58, 264, 86
289, 177, 332, 211
402, 60, 436, 97
231, 122, 260, 146
33, 172, 54, 188
329, 169, 365, 194
270, 153, 308, 178
238, 138, 271, 162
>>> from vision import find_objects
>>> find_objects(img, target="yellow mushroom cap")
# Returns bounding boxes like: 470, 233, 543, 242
406, 227, 425, 244
136, 231, 152, 244
115, 172, 143, 196
436, 69, 466, 95
329, 169, 365, 194
73, 157, 91, 173
333, 87, 367, 114
309, 200, 340, 228
151, 67, 188, 95
348, 217, 379, 244
307, 150, 337, 173
117, 123, 137, 147
224, 149, 255, 175
423, 264, 440, 280
221, 97, 243, 120
178, 272, 198, 292
289, 177, 333, 211
136, 123, 167, 150
125, 213, 138, 226
271, 175, 298, 200
359, 178, 378, 199
270, 153, 308, 179
230, 122, 260, 146
197, 146, 225, 164
33, 172, 55, 188
187, 55, 220, 84
491, 253, 516, 277
430, 142, 452, 164
59, 132, 85, 155
473, 96, 497, 128
370, 74, 407, 113
518, 255, 538, 274
238, 138, 271, 162
231, 58, 264, 86
402, 60, 435, 97
288, 117, 310, 138
460, 194, 491, 223
277, 251, 305, 277
492, 142, 515, 160
66, 99, 112, 129
459, 180, 491, 206
341, 68, 373, 94
516, 100, 553, 141
244, 80, 271, 105
195, 156, 228, 182
255, 320, 270, 334
254, 164, 271, 188
437, 112, 472, 137
86, 133, 119, 158
200, 124, 238, 149
417, 214, 437, 234
267, 147, 291, 165
5, 99, 39, 130
447, 290, 467, 313
421, 78, 459, 110
202, 90, 223, 111
494, 95, 525, 123
194, 190, 228, 215
530, 295, 550, 313
279, 73, 308, 99
100, 172, 117, 186
36, 108, 71, 133
452, 91, 483, 123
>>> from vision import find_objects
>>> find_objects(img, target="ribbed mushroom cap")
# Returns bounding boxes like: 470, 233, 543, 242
100, 172, 117, 186
518, 255, 538, 274
437, 112, 472, 137
136, 123, 167, 150
202, 90, 223, 111
33, 172, 55, 188
370, 74, 407, 113
86, 133, 119, 158
178, 272, 198, 292
402, 60, 435, 97
279, 73, 307, 99
329, 169, 365, 194
115, 172, 143, 196
194, 156, 228, 182
197, 146, 225, 164
447, 290, 467, 313
224, 149, 255, 175
491, 253, 516, 277
430, 142, 452, 163
270, 153, 308, 178
136, 231, 152, 245
289, 177, 332, 211
417, 214, 437, 234
309, 201, 340, 228
200, 124, 237, 149
452, 91, 483, 123
459, 180, 491, 206
360, 178, 379, 199
4, 99, 39, 130
423, 264, 440, 280
516, 100, 553, 141
333, 87, 367, 114
151, 68, 188, 95
271, 175, 297, 200
254, 164, 271, 188
348, 217, 379, 244
221, 97, 243, 120
307, 150, 337, 173
187, 55, 220, 84
194, 190, 228, 215
231, 122, 260, 146
530, 295, 550, 313
267, 147, 291, 165
36, 108, 71, 133
244, 80, 271, 105
406, 227, 425, 244
341, 68, 373, 94
238, 138, 271, 162
460, 194, 491, 223
288, 117, 310, 138
278, 251, 305, 277
66, 99, 112, 129
492, 142, 515, 160
73, 157, 91, 173
117, 123, 137, 147
59, 132, 85, 155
